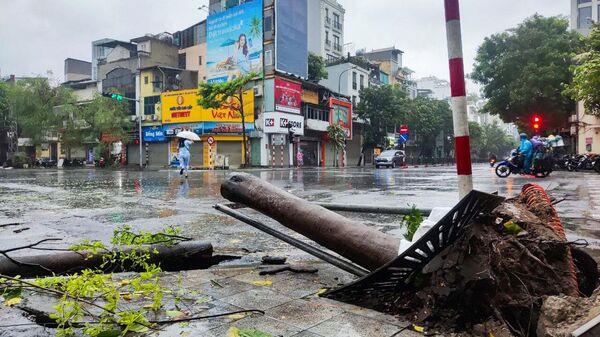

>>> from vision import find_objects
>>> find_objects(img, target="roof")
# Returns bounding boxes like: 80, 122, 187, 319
93, 39, 136, 51
363, 46, 404, 55
138, 65, 186, 72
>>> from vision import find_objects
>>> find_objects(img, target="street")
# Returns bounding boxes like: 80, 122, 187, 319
1, 164, 598, 259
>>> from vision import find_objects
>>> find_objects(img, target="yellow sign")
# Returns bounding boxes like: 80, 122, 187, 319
161, 89, 255, 124
302, 89, 318, 105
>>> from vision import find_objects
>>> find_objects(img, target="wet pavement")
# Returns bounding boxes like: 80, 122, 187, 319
0, 164, 598, 255
0, 164, 599, 336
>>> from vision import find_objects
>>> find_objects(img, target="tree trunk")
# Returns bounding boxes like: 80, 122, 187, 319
239, 90, 248, 168
221, 173, 400, 271
0, 241, 213, 277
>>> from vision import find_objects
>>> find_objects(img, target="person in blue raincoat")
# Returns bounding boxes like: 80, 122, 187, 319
517, 133, 533, 173
178, 138, 193, 178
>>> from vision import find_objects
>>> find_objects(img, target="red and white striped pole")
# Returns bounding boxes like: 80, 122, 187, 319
444, 0, 473, 198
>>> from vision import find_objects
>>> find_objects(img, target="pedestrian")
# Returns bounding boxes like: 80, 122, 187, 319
178, 138, 193, 178
517, 133, 533, 174
296, 150, 304, 167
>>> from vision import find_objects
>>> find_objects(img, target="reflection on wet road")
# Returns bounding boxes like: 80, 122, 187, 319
0, 165, 598, 258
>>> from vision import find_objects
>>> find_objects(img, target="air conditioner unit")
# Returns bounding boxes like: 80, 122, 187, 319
253, 85, 263, 97
152, 115, 159, 121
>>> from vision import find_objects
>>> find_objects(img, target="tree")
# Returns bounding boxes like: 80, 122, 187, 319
198, 72, 259, 167
308, 53, 328, 82
327, 124, 346, 167
356, 84, 411, 147
481, 122, 518, 157
471, 15, 583, 129
4, 78, 74, 146
565, 24, 600, 117
468, 122, 484, 157
405, 97, 453, 157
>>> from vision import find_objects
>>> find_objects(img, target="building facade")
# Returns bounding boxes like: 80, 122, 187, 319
307, 0, 345, 62
64, 58, 92, 82
416, 76, 451, 101
320, 62, 370, 107
570, 0, 600, 154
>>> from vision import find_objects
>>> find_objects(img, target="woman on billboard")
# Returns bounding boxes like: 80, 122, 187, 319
234, 33, 250, 74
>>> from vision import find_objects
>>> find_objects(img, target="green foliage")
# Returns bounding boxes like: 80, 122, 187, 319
198, 72, 259, 166
308, 53, 329, 82
0, 226, 191, 337
10, 152, 31, 168
406, 96, 453, 156
356, 85, 411, 147
3, 77, 75, 146
472, 15, 584, 128
565, 24, 600, 117
403, 205, 424, 241
326, 124, 346, 152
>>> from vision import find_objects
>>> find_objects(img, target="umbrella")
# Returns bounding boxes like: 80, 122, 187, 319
176, 131, 200, 141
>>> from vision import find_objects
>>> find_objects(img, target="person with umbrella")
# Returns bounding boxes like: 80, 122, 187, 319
176, 131, 200, 178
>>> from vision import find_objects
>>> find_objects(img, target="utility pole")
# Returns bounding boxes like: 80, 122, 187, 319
137, 55, 143, 170
444, 0, 472, 198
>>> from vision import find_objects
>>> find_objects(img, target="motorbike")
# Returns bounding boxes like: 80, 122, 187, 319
566, 154, 599, 172
495, 151, 552, 178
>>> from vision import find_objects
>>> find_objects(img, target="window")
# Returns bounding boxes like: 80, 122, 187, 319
578, 0, 591, 4
327, 54, 337, 62
325, 31, 330, 46
144, 76, 148, 84
265, 50, 273, 66
143, 95, 160, 115
333, 35, 341, 51
199, 56, 202, 65
264, 15, 273, 32
352, 95, 356, 106
360, 74, 364, 90
333, 13, 341, 30
178, 53, 186, 69
352, 71, 357, 90
578, 6, 592, 29
325, 8, 330, 25
153, 73, 162, 90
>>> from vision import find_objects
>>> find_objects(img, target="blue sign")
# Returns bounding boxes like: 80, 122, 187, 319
275, 0, 308, 78
143, 127, 166, 142
206, 0, 264, 83
398, 134, 409, 143
203, 122, 254, 134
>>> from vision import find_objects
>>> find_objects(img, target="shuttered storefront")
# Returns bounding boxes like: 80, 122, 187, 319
218, 141, 242, 168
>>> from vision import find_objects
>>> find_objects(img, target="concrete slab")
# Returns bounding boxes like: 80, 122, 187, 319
205, 314, 302, 337
267, 298, 344, 330
220, 288, 293, 311
306, 312, 404, 337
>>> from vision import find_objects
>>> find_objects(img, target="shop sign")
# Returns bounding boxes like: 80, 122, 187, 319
302, 89, 318, 105
586, 137, 593, 145
329, 98, 353, 139
203, 122, 254, 134
161, 89, 254, 124
163, 123, 204, 137
275, 77, 302, 114
143, 126, 166, 142
263, 112, 304, 136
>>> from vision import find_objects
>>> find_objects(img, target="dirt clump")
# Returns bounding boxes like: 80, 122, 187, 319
384, 190, 598, 337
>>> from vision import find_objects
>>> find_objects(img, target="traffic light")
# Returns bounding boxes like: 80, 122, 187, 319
532, 115, 542, 132
102, 92, 124, 101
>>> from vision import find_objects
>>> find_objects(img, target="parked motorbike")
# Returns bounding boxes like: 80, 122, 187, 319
495, 151, 552, 178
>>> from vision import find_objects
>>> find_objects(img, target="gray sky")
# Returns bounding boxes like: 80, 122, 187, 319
0, 0, 570, 91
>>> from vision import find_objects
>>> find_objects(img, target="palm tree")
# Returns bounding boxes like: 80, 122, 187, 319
249, 16, 261, 39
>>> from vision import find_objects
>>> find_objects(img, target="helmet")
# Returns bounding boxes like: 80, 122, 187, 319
519, 133, 527, 139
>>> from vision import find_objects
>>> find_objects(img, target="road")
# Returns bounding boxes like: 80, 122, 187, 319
0, 164, 598, 264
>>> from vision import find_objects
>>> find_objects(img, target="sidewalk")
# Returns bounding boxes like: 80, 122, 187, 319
152, 262, 420, 337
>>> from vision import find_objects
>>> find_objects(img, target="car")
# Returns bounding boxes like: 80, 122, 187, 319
375, 150, 405, 169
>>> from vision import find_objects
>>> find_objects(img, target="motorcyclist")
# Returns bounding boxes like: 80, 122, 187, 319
517, 133, 533, 173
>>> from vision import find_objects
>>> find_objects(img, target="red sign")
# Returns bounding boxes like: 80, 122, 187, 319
329, 98, 353, 140
398, 124, 409, 134
100, 133, 121, 143
207, 136, 215, 145
274, 77, 302, 114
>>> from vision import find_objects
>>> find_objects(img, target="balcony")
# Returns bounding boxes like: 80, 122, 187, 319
333, 21, 342, 31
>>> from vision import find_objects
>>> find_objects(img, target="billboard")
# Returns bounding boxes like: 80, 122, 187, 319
329, 98, 352, 139
206, 0, 263, 83
203, 122, 254, 134
161, 89, 254, 124
274, 77, 302, 114
275, 0, 308, 78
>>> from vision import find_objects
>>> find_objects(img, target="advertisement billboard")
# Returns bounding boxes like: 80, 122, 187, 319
329, 98, 352, 139
206, 0, 263, 83
203, 122, 254, 134
143, 126, 166, 142
274, 77, 302, 114
275, 0, 308, 78
161, 89, 255, 124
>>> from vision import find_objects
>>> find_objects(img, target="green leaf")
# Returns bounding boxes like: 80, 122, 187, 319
96, 329, 121, 337
1, 287, 22, 300
166, 310, 185, 318
503, 220, 523, 235
238, 328, 273, 337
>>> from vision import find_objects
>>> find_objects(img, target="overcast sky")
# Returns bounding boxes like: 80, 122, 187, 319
0, 0, 570, 92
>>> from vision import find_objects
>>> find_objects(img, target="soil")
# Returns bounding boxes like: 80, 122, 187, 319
383, 195, 599, 337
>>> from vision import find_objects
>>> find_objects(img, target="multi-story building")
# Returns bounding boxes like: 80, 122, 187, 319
173, 21, 207, 83
307, 0, 345, 62
358, 47, 403, 85
416, 76, 451, 101
64, 58, 92, 82
570, 0, 600, 154
92, 39, 136, 81
320, 59, 370, 107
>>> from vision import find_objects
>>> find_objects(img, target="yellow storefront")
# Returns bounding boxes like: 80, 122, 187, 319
161, 89, 254, 169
